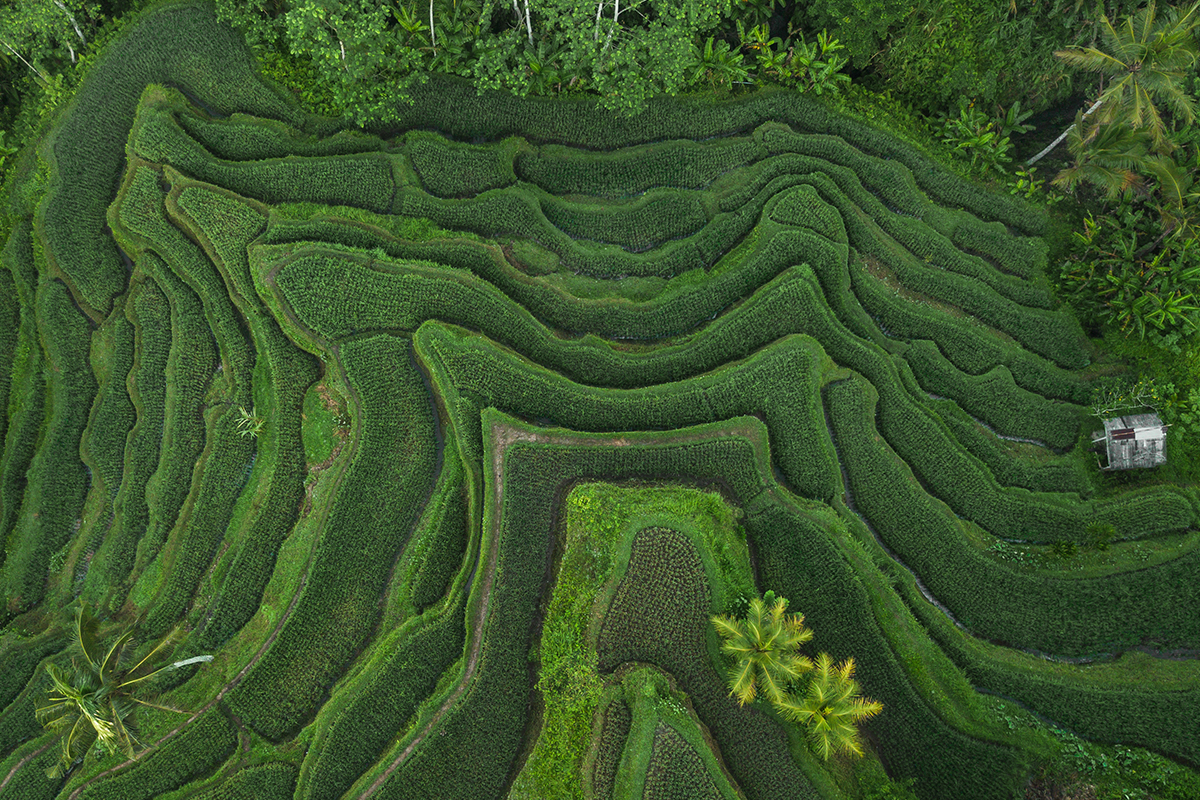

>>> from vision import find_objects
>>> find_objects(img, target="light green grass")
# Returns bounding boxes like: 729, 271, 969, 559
506, 482, 753, 800
300, 383, 339, 465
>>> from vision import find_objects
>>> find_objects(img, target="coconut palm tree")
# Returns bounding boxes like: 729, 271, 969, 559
711, 591, 814, 706
775, 651, 883, 760
1051, 109, 1154, 199
1027, 0, 1200, 165
36, 604, 212, 778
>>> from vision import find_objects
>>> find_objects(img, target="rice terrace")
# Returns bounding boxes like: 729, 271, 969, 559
1, 1, 1199, 799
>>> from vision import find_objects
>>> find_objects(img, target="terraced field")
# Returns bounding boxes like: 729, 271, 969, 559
1, 2, 1198, 799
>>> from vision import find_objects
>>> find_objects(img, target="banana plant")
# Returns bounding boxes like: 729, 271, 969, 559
788, 29, 850, 96
688, 36, 748, 92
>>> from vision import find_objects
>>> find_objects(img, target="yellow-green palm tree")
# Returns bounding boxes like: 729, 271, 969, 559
711, 592, 814, 706
1028, 0, 1200, 164
775, 652, 883, 760
36, 604, 211, 778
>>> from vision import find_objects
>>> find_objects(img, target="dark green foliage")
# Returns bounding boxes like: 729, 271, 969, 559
0, 270, 18, 460
1, 279, 97, 619
540, 191, 710, 253
951, 220, 1049, 283
515, 137, 763, 198
406, 131, 519, 198
371, 422, 789, 799
117, 227, 215, 591
176, 111, 385, 162
825, 376, 1200, 656
591, 698, 632, 800
84, 310, 137, 504
93, 272, 171, 589
0, 632, 65, 715
3, 6, 1197, 795
74, 708, 238, 800
849, 257, 1087, 402
768, 184, 847, 243
298, 593, 467, 800
0, 219, 45, 567
112, 166, 258, 637
933, 401, 1092, 496
408, 473, 468, 612
643, 723, 724, 800
258, 213, 803, 339
167, 183, 319, 650
392, 184, 752, 281
227, 335, 436, 739
749, 501, 1031, 800
264, 244, 830, 388
598, 529, 710, 668
916, 599, 1200, 768
904, 340, 1084, 451
35, 0, 331, 318
0, 690, 44, 763
417, 322, 839, 501
596, 526, 818, 800
393, 77, 1046, 234
130, 94, 394, 213
767, 269, 1185, 545
192, 763, 299, 800
0, 738, 64, 800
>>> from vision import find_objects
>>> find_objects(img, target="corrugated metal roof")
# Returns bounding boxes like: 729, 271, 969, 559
1097, 413, 1167, 469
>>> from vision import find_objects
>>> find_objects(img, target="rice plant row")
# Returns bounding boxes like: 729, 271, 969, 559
0, 3, 1196, 799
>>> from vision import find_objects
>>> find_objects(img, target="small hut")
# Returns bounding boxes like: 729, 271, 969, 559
1091, 412, 1168, 470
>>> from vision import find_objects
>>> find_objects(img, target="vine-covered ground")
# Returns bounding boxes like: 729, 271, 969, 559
0, 3, 1198, 800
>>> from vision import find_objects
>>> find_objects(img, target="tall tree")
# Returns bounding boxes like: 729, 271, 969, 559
282, 0, 429, 127
0, 0, 99, 79
1028, 0, 1200, 164
1051, 109, 1154, 199
775, 652, 883, 760
36, 604, 211, 777
711, 592, 813, 706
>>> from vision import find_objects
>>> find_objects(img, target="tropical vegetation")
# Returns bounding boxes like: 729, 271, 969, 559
713, 591, 883, 761
711, 591, 814, 707
36, 605, 210, 778
777, 652, 884, 761
0, 1, 1199, 800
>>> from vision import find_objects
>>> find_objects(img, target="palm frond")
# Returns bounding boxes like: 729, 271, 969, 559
849, 697, 885, 721
1147, 156, 1194, 210
758, 659, 788, 705
73, 604, 102, 673
110, 707, 138, 761
773, 652, 813, 682
710, 615, 747, 642
131, 697, 188, 714
117, 628, 181, 688
727, 659, 758, 706
99, 630, 133, 684
1054, 45, 1127, 74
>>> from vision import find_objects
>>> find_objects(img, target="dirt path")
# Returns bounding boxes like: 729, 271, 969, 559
0, 740, 55, 792
357, 417, 760, 798
357, 417, 532, 797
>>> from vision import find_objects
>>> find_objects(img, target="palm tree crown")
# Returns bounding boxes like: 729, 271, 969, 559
775, 651, 884, 760
36, 604, 211, 778
1051, 109, 1154, 199
1054, 0, 1200, 153
711, 592, 814, 706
